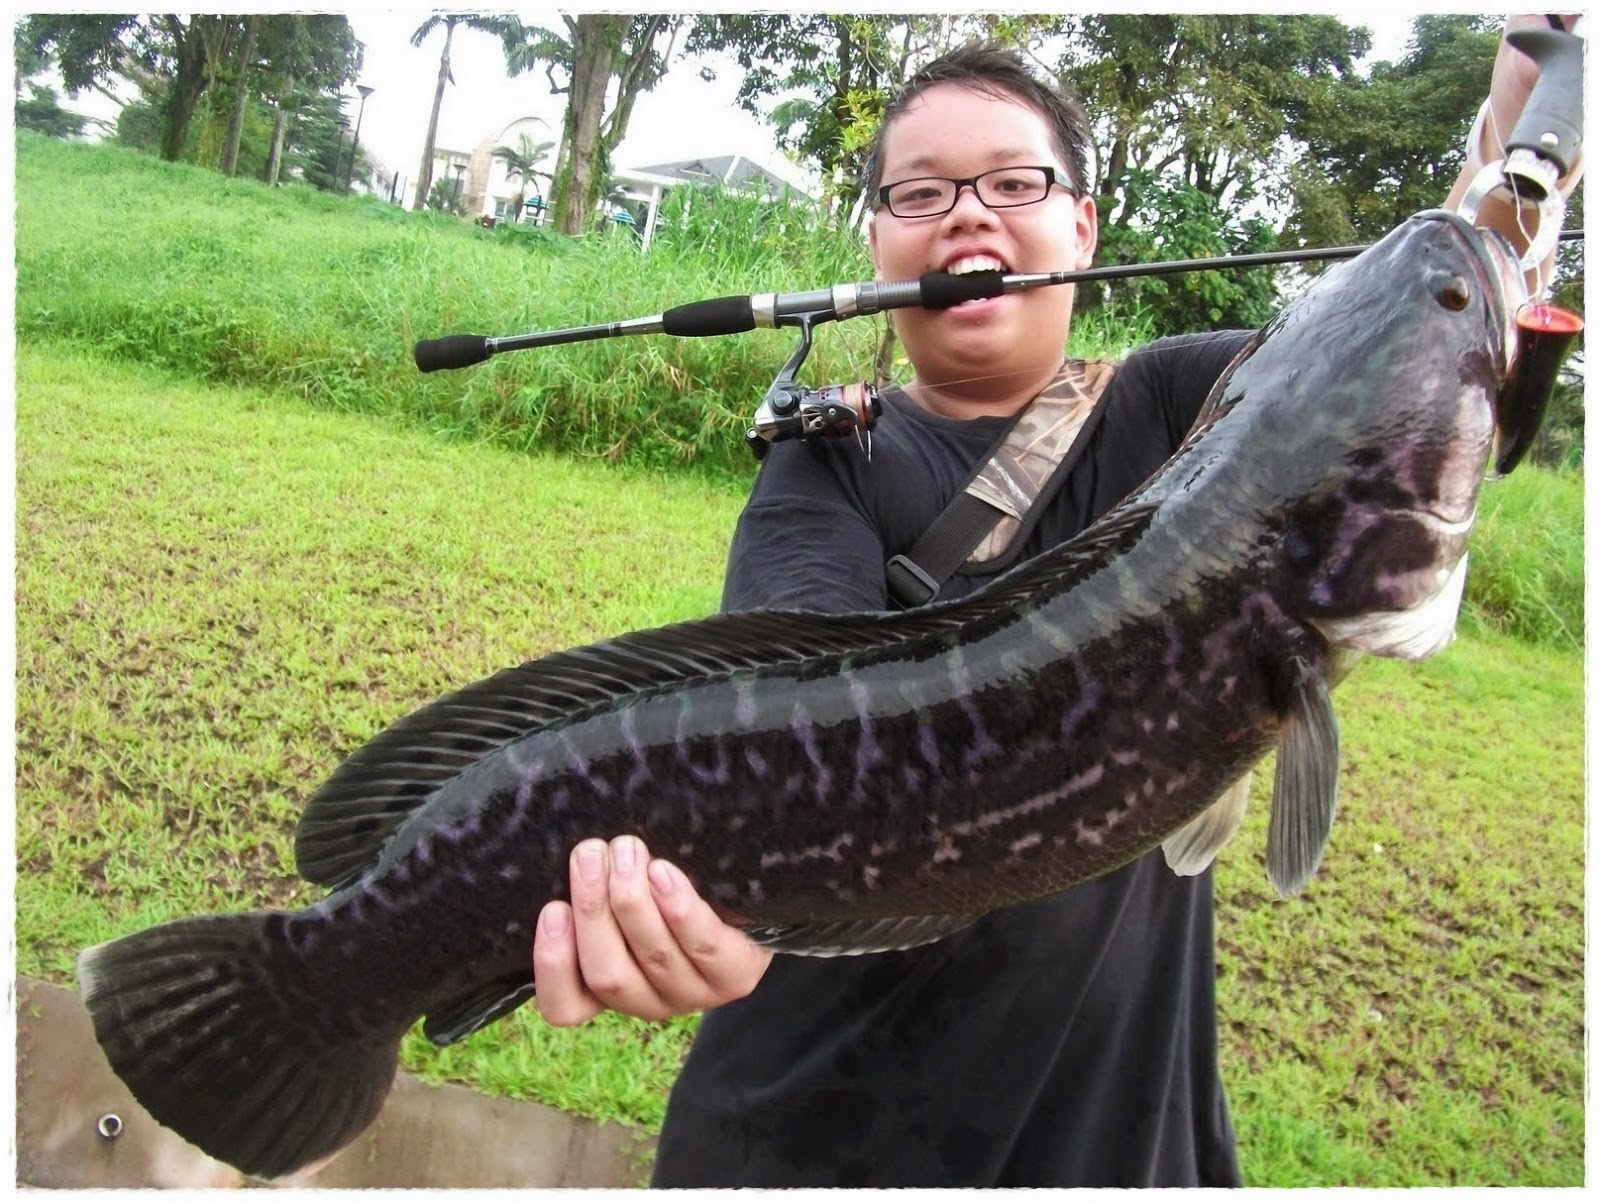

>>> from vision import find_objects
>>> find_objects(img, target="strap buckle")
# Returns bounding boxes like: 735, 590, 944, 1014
885, 554, 940, 608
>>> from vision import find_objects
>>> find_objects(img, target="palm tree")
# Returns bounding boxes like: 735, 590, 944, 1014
491, 132, 555, 223
409, 13, 524, 210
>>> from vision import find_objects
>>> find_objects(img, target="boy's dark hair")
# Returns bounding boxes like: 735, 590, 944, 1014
861, 42, 1093, 204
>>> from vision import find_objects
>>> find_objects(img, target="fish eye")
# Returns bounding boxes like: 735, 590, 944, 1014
1435, 275, 1471, 311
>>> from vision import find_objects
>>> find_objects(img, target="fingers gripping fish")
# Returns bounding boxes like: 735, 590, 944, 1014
76, 210, 1563, 1180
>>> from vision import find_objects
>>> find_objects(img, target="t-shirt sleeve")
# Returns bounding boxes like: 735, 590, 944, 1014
1120, 330, 1256, 447
721, 439, 890, 615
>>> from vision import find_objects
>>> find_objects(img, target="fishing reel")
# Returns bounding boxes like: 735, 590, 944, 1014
745, 315, 880, 460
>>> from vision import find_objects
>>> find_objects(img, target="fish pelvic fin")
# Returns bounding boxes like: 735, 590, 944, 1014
1265, 655, 1342, 897
423, 973, 536, 1045
76, 913, 399, 1180
746, 913, 982, 956
1162, 771, 1253, 877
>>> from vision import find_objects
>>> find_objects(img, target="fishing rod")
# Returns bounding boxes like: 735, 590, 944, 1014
415, 229, 1586, 374
413, 228, 1583, 459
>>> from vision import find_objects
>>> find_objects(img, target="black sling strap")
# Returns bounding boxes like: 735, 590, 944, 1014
886, 358, 1120, 609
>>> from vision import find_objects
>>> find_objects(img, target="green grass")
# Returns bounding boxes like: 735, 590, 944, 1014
12, 133, 873, 482
1214, 641, 1584, 1185
14, 344, 736, 1128
1459, 467, 1584, 649
14, 343, 1583, 1182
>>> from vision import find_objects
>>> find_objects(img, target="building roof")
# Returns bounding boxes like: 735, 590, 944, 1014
626, 154, 799, 196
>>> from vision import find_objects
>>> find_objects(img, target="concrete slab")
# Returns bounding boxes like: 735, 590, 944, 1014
15, 977, 654, 1188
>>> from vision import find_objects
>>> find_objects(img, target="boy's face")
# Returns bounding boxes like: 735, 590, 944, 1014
869, 82, 1097, 406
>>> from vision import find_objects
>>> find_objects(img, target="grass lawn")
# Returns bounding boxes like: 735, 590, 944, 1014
13, 342, 1584, 1184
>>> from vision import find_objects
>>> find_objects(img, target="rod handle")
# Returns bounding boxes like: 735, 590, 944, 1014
414, 335, 492, 373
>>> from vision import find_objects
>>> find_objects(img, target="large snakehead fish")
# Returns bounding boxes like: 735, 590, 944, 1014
78, 209, 1556, 1179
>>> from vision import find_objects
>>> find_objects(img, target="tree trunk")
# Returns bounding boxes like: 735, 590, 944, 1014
159, 16, 212, 161
264, 69, 293, 186
552, 15, 673, 236
414, 22, 455, 209
553, 16, 622, 235
222, 14, 260, 177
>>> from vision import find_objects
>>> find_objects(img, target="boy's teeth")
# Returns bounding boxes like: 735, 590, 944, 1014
947, 256, 1004, 274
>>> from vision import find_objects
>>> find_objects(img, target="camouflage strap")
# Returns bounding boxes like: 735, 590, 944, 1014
886, 358, 1120, 608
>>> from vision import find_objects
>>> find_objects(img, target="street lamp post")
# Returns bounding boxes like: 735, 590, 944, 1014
332, 127, 347, 189
344, 84, 374, 193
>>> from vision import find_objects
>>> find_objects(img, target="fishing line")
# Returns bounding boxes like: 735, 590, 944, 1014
1484, 96, 1551, 295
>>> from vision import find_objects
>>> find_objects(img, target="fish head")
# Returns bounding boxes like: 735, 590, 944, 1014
1271, 210, 1541, 660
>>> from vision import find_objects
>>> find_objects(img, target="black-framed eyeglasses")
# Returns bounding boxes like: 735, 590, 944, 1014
876, 166, 1074, 218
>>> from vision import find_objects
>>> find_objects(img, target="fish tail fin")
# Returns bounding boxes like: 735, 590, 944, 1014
76, 911, 400, 1180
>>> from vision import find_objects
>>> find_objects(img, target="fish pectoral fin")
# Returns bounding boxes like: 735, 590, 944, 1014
422, 975, 537, 1046
1265, 654, 1342, 897
746, 913, 981, 957
1162, 771, 1253, 877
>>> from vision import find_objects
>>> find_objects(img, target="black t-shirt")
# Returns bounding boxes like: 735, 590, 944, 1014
650, 330, 1255, 1188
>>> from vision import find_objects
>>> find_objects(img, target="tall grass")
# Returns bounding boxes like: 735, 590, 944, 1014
1460, 468, 1584, 649
15, 133, 1151, 483
14, 135, 869, 481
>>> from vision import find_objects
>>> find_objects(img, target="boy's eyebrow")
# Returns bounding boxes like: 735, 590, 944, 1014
887, 149, 1042, 176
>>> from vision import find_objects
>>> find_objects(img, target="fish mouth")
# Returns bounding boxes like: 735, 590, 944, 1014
1418, 208, 1582, 476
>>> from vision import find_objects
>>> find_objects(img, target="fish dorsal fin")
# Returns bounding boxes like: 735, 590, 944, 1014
1265, 655, 1342, 896
746, 913, 982, 956
294, 503, 1159, 890
295, 611, 934, 888
1162, 771, 1253, 877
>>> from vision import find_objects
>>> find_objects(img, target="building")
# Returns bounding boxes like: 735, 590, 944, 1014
415, 115, 553, 221
418, 121, 810, 247
613, 155, 809, 248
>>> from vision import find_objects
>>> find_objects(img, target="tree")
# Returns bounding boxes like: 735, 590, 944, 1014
14, 21, 53, 94
1090, 170, 1280, 332
18, 14, 233, 161
409, 13, 526, 210
1286, 15, 1502, 246
258, 15, 363, 187
220, 14, 261, 177
18, 13, 359, 175
1051, 14, 1369, 222
286, 91, 359, 193
491, 132, 556, 221
504, 15, 681, 235
688, 14, 992, 219
428, 173, 469, 216
15, 84, 89, 139
16, 14, 150, 110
